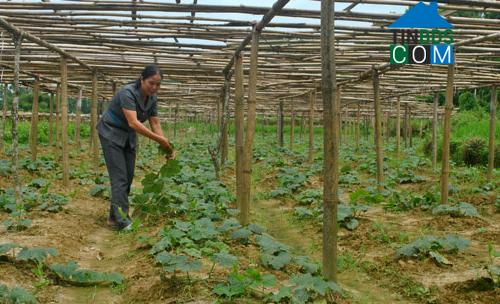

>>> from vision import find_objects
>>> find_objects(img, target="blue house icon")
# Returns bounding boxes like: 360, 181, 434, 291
388, 1, 453, 29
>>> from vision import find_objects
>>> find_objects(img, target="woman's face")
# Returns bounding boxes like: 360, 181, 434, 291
141, 73, 162, 96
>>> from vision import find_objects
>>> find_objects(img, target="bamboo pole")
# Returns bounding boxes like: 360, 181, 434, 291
385, 112, 390, 144
356, 101, 360, 150
404, 104, 408, 148
234, 53, 244, 213
55, 83, 60, 160
278, 99, 284, 147
0, 84, 7, 153
174, 103, 178, 138
408, 107, 413, 147
432, 92, 438, 170
440, 64, 455, 205
60, 56, 70, 186
289, 98, 295, 150
336, 88, 341, 147
91, 70, 99, 163
321, 0, 338, 282
241, 27, 259, 226
487, 85, 497, 182
29, 78, 40, 161
308, 90, 315, 163
75, 87, 82, 150
48, 92, 54, 147
221, 77, 230, 167
396, 97, 401, 157
12, 34, 22, 204
373, 69, 384, 191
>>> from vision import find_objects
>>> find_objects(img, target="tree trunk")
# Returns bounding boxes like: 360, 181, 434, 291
487, 85, 497, 182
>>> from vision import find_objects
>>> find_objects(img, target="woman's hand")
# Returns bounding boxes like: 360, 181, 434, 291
158, 137, 172, 151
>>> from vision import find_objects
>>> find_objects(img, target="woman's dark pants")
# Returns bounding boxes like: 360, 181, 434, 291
99, 134, 135, 229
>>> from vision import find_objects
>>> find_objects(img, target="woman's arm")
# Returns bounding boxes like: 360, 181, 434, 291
122, 108, 171, 148
149, 116, 165, 137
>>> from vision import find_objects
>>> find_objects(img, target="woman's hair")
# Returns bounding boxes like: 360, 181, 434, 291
135, 65, 163, 88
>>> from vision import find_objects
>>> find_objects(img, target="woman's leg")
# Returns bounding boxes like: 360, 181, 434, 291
99, 134, 132, 229
124, 140, 136, 220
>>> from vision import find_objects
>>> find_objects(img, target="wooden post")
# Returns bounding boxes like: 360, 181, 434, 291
373, 69, 384, 191
487, 85, 497, 182
11, 34, 22, 203
404, 104, 409, 148
29, 78, 40, 161
336, 88, 341, 147
48, 92, 54, 147
432, 92, 438, 170
234, 54, 244, 214
355, 101, 360, 150
55, 84, 60, 160
241, 27, 259, 226
385, 112, 390, 144
289, 98, 295, 150
75, 87, 82, 150
174, 103, 178, 138
221, 77, 230, 167
321, 0, 338, 282
0, 84, 7, 152
60, 57, 70, 186
91, 70, 99, 163
299, 113, 304, 143
308, 90, 315, 162
396, 97, 401, 157
278, 99, 284, 147
419, 120, 423, 138
408, 107, 413, 147
440, 64, 455, 205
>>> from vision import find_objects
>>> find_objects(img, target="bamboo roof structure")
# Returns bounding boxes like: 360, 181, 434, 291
0, 0, 498, 118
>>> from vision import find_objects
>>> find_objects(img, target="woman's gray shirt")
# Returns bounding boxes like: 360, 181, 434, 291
97, 83, 158, 149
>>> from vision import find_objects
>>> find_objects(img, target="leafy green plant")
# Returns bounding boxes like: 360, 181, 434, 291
486, 243, 499, 286
431, 202, 479, 217
213, 267, 276, 300
350, 188, 385, 205
396, 235, 470, 266
0, 284, 37, 304
384, 191, 438, 212
269, 273, 342, 304
155, 252, 201, 281
49, 261, 123, 286
257, 235, 292, 270
295, 189, 322, 205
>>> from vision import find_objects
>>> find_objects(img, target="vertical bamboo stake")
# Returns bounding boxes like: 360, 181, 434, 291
48, 92, 54, 147
221, 77, 230, 166
419, 120, 423, 138
356, 101, 360, 150
404, 104, 408, 148
75, 87, 82, 150
91, 70, 99, 163
321, 0, 338, 282
55, 84, 60, 160
385, 112, 390, 144
336, 88, 341, 147
308, 90, 315, 163
174, 103, 178, 139
289, 98, 295, 150
241, 27, 259, 226
432, 92, 438, 170
0, 84, 7, 152
278, 99, 284, 147
234, 54, 244, 213
11, 34, 22, 203
396, 97, 401, 157
487, 85, 497, 182
299, 113, 304, 143
29, 78, 40, 161
60, 57, 70, 186
373, 69, 384, 191
440, 64, 455, 205
408, 107, 413, 147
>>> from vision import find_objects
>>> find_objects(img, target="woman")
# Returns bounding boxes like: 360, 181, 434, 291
97, 65, 175, 231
